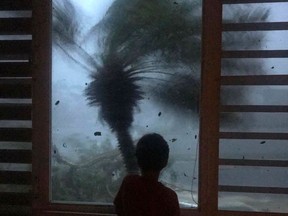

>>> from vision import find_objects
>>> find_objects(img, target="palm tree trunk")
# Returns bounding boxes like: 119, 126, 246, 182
116, 129, 139, 174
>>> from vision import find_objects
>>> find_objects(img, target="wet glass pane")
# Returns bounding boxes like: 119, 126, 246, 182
51, 0, 201, 206
222, 31, 288, 51
219, 166, 288, 188
223, 3, 288, 23
222, 58, 288, 76
220, 112, 288, 133
220, 139, 288, 161
219, 192, 288, 213
221, 86, 288, 105
221, 59, 265, 76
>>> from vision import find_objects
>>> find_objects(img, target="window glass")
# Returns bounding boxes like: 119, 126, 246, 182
51, 0, 201, 207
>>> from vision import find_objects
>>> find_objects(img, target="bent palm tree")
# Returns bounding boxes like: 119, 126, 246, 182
53, 1, 143, 172
53, 0, 269, 172
85, 54, 143, 172
93, 0, 269, 118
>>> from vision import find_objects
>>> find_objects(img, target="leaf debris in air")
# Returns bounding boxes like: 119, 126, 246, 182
94, 131, 102, 136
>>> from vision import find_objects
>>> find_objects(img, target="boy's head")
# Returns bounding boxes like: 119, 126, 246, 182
135, 133, 169, 172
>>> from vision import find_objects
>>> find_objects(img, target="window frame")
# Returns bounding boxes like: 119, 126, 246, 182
31, 0, 221, 215
32, 0, 287, 216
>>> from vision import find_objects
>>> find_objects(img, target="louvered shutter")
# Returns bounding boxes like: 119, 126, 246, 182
0, 0, 32, 215
219, 0, 288, 213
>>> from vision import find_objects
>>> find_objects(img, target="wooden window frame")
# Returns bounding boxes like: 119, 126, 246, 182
32, 0, 287, 216
31, 0, 221, 215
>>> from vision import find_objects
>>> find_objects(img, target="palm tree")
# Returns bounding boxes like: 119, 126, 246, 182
52, 0, 269, 172
53, 1, 144, 173
85, 54, 143, 172
92, 0, 269, 118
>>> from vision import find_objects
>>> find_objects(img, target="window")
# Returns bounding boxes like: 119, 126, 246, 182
51, 0, 201, 207
32, 0, 288, 215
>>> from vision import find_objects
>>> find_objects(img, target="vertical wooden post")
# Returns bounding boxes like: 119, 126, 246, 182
199, 0, 222, 215
32, 0, 52, 215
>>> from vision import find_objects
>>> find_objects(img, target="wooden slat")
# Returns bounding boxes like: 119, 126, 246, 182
0, 0, 32, 10
0, 142, 32, 150
0, 104, 31, 120
0, 128, 32, 142
0, 54, 29, 61
223, 22, 288, 31
0, 18, 32, 35
219, 159, 288, 167
43, 212, 116, 216
221, 75, 288, 85
0, 205, 30, 216
0, 78, 31, 84
0, 40, 31, 55
222, 50, 288, 58
0, 192, 31, 205
40, 204, 118, 215
0, 149, 31, 163
0, 171, 31, 184
220, 132, 288, 140
0, 83, 31, 98
221, 105, 288, 112
219, 185, 288, 194
222, 0, 288, 3
0, 62, 31, 77
219, 210, 287, 216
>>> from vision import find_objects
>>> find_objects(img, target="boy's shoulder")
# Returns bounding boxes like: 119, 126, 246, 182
159, 181, 177, 196
123, 174, 141, 182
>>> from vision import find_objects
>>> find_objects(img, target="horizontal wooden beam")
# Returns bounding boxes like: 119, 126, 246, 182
0, 128, 32, 142
0, 192, 31, 205
0, 0, 32, 10
0, 78, 31, 84
0, 149, 31, 163
42, 204, 116, 215
220, 132, 288, 140
219, 210, 286, 216
0, 103, 31, 120
223, 22, 288, 31
0, 83, 31, 98
0, 62, 31, 77
219, 185, 288, 194
43, 212, 116, 216
0, 18, 31, 35
222, 50, 288, 58
221, 105, 288, 112
222, 0, 288, 4
0, 54, 30, 61
0, 205, 31, 216
0, 40, 31, 55
0, 171, 31, 184
221, 75, 288, 85
219, 159, 288, 167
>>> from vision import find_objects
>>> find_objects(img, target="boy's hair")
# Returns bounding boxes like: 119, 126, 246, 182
135, 133, 169, 171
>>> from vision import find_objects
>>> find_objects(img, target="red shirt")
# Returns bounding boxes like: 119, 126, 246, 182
114, 175, 180, 216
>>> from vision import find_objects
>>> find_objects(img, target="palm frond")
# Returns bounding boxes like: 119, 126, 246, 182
85, 55, 143, 132
52, 0, 99, 72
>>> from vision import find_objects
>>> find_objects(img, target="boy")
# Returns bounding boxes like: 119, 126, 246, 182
114, 133, 180, 216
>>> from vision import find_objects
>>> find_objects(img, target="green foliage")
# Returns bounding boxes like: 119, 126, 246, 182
52, 140, 125, 202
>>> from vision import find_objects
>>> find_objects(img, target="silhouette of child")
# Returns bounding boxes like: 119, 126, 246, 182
114, 133, 180, 216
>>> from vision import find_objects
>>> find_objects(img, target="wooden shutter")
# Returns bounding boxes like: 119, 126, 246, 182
219, 0, 288, 214
0, 0, 32, 215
